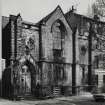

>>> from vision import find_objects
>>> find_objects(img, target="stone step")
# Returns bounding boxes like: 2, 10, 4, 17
16, 94, 35, 100
53, 87, 61, 97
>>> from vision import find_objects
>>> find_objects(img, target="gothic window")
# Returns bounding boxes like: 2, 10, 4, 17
80, 45, 87, 56
82, 67, 85, 79
80, 65, 87, 84
51, 20, 67, 59
97, 24, 103, 35
94, 56, 99, 69
95, 75, 98, 85
103, 75, 105, 84
102, 54, 105, 69
52, 20, 67, 49
53, 49, 62, 60
101, 41, 105, 50
53, 64, 66, 84
93, 54, 105, 69
53, 22, 62, 49
51, 20, 67, 85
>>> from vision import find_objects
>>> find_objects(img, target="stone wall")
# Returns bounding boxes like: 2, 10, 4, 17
40, 6, 73, 87
2, 16, 13, 67
66, 11, 105, 87
15, 16, 39, 61
41, 6, 72, 63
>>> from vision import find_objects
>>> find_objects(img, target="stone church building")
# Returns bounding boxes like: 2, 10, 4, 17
65, 11, 105, 89
2, 5, 105, 98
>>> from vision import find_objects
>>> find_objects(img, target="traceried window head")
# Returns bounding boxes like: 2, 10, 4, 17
51, 20, 67, 60
51, 19, 67, 50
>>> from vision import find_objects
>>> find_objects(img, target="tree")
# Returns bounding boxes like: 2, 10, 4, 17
98, 0, 105, 6
92, 0, 105, 19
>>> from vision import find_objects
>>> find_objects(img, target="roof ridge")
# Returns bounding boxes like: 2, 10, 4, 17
35, 5, 62, 26
65, 11, 105, 24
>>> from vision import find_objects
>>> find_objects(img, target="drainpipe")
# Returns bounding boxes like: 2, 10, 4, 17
88, 22, 92, 91
72, 26, 77, 95
38, 21, 43, 97
38, 21, 46, 84
39, 22, 42, 61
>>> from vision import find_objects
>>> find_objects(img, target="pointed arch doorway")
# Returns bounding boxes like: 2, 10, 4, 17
19, 60, 36, 96
20, 65, 31, 95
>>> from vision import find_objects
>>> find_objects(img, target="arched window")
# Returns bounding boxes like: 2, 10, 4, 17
51, 20, 67, 60
51, 20, 67, 84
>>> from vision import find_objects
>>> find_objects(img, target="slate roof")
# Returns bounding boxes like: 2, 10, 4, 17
35, 5, 73, 30
65, 11, 105, 25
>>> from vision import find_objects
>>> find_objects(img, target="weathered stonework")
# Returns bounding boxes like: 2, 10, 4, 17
65, 10, 105, 88
2, 5, 105, 98
39, 6, 73, 90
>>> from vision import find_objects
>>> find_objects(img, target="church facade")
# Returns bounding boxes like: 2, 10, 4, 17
65, 10, 105, 89
2, 6, 105, 98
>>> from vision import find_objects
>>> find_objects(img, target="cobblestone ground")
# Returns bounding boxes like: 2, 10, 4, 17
0, 96, 105, 105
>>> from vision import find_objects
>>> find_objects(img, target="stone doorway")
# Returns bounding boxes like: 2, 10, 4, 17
20, 65, 31, 95
18, 60, 36, 97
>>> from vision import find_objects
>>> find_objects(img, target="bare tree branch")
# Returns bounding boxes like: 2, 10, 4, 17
101, 0, 105, 6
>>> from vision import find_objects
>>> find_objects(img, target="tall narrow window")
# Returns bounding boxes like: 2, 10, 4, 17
94, 56, 99, 68
52, 20, 67, 60
53, 22, 62, 50
53, 49, 62, 60
103, 54, 105, 69
51, 20, 67, 85
95, 75, 98, 85
103, 75, 105, 84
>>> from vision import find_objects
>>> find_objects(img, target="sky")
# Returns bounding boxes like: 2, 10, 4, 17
1, 0, 95, 23
0, 0, 96, 77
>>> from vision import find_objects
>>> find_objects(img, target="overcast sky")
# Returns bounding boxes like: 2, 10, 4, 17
2, 0, 95, 23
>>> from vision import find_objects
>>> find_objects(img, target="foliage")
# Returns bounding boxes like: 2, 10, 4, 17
92, 0, 105, 18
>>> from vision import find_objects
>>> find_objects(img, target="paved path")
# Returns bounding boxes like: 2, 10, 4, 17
0, 94, 104, 105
